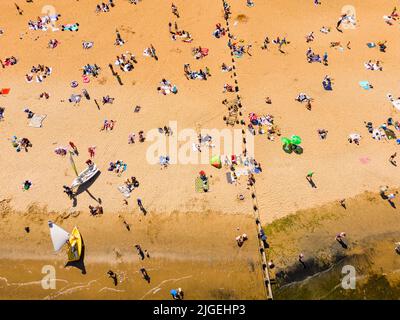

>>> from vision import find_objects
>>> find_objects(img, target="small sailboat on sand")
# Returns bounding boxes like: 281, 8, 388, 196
48, 221, 83, 262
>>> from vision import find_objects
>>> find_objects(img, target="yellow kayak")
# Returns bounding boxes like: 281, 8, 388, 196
67, 226, 82, 262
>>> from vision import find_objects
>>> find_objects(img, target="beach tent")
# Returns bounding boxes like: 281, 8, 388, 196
281, 137, 291, 145
210, 155, 222, 169
291, 135, 302, 145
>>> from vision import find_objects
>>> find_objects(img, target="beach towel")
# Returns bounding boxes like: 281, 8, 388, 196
195, 177, 209, 192
29, 114, 47, 128
226, 172, 235, 184
359, 81, 371, 90
235, 168, 250, 177
0, 88, 10, 95
118, 185, 131, 198
366, 42, 376, 48
387, 93, 400, 111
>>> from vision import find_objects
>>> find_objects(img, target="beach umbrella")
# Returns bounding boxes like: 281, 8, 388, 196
210, 155, 222, 169
281, 137, 291, 145
291, 135, 302, 145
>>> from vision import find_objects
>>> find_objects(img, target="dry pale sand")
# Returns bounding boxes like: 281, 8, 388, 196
0, 0, 400, 299
0, 0, 399, 220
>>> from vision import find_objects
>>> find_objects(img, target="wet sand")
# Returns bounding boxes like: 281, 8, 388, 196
265, 190, 400, 299
0, 203, 265, 299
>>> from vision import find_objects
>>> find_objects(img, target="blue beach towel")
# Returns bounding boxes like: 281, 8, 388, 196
359, 80, 371, 90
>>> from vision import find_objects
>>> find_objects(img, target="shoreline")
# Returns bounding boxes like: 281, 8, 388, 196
264, 189, 400, 299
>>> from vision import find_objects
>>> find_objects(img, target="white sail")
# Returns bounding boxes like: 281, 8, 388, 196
48, 221, 70, 252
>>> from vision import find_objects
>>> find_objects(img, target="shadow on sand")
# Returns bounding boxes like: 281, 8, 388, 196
71, 171, 102, 207
282, 145, 303, 155
65, 237, 87, 275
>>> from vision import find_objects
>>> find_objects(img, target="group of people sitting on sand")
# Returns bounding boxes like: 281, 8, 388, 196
124, 176, 140, 191
364, 60, 383, 71
82, 41, 94, 50
159, 155, 170, 169
95, 1, 115, 13
247, 113, 281, 140
108, 160, 127, 175
11, 136, 32, 152
191, 46, 209, 60
82, 64, 101, 77
101, 120, 116, 131
272, 36, 290, 53
157, 79, 178, 95
115, 51, 137, 72
1, 56, 17, 68
158, 126, 173, 136
317, 129, 328, 140
143, 45, 158, 60
295, 93, 313, 110
47, 39, 59, 49
128, 130, 146, 144
221, 63, 233, 72
168, 22, 193, 42
25, 64, 52, 83
383, 7, 398, 25
102, 95, 115, 105
348, 133, 362, 145
306, 47, 327, 64
89, 205, 104, 216
223, 83, 236, 93
213, 23, 226, 38
236, 233, 248, 247
54, 146, 68, 156
28, 14, 60, 31
228, 39, 246, 58
183, 64, 210, 80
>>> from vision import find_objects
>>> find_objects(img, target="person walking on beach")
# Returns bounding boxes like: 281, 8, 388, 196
135, 244, 145, 260
335, 232, 348, 248
170, 288, 184, 300
88, 146, 96, 158
107, 270, 118, 286
171, 3, 179, 18
14, 3, 23, 15
323, 52, 328, 66
395, 242, 400, 255
140, 268, 151, 283
388, 192, 397, 205
389, 152, 397, 166
306, 171, 316, 188
69, 141, 78, 155
261, 36, 270, 50
298, 253, 306, 268
137, 198, 147, 214
63, 185, 74, 199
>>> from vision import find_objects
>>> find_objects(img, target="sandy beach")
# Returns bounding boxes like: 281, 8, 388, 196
1, 0, 400, 299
